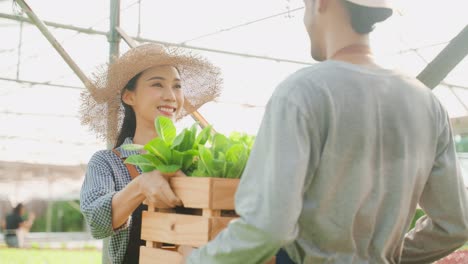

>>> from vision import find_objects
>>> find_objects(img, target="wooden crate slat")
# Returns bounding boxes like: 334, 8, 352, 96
209, 216, 236, 240
141, 211, 210, 247
202, 209, 221, 217
170, 177, 212, 208
170, 177, 239, 209
140, 177, 241, 264
139, 246, 182, 264
211, 178, 240, 210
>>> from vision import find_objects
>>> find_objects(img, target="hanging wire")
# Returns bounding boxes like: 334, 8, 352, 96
441, 82, 468, 90
398, 41, 450, 55
180, 6, 304, 44
1, 111, 78, 119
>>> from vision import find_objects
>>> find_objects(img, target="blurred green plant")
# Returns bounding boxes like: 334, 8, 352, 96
30, 242, 40, 249
455, 136, 468, 152
31, 200, 84, 232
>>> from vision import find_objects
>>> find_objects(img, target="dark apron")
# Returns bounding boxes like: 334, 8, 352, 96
276, 248, 296, 264
112, 148, 146, 264
122, 203, 148, 264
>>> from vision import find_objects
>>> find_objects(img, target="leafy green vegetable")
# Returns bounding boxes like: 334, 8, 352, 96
144, 138, 171, 164
122, 116, 254, 178
191, 132, 252, 179
229, 132, 255, 153
124, 155, 156, 173
121, 144, 145, 151
155, 116, 176, 144
158, 164, 182, 174
195, 125, 213, 146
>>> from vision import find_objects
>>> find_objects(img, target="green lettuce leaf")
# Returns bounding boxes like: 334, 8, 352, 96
155, 116, 176, 144
144, 138, 171, 164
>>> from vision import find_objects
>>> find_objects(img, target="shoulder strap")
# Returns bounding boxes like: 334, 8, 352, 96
112, 149, 140, 180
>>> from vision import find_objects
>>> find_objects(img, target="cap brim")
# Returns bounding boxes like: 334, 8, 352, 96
345, 0, 393, 9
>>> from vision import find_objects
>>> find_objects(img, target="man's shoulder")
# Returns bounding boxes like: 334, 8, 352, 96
273, 62, 335, 102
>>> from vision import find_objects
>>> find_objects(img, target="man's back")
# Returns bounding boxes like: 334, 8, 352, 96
186, 60, 468, 264
276, 60, 468, 263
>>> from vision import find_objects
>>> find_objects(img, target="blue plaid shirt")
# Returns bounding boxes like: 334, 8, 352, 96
80, 138, 141, 264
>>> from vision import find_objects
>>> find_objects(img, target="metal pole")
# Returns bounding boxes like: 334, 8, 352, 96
137, 0, 142, 38
109, 0, 120, 64
417, 25, 468, 89
14, 0, 92, 87
107, 0, 121, 148
101, 1, 121, 262
45, 168, 52, 233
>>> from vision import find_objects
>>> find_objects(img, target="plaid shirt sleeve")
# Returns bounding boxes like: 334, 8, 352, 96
80, 150, 131, 239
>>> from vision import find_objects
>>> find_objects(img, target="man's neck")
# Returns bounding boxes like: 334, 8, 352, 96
324, 27, 375, 66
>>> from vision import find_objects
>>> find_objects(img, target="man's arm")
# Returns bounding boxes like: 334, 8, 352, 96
187, 94, 321, 264
401, 112, 468, 263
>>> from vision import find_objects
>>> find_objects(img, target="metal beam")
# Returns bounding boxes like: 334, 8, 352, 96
115, 26, 138, 47
0, 76, 84, 89
417, 25, 468, 89
0, 13, 108, 36
132, 35, 314, 65
0, 12, 313, 65
13, 1, 92, 87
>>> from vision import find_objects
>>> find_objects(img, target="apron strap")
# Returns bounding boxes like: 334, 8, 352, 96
112, 149, 140, 180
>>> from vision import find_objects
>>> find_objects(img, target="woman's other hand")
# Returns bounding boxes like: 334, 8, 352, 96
138, 170, 184, 208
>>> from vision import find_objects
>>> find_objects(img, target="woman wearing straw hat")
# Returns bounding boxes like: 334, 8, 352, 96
79, 43, 221, 264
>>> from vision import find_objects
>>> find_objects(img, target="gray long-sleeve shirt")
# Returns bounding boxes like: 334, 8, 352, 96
188, 61, 468, 263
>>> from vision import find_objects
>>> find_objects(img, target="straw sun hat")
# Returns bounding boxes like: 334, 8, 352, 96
80, 43, 222, 142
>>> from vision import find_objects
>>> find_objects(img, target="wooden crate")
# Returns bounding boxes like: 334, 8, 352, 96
139, 177, 275, 264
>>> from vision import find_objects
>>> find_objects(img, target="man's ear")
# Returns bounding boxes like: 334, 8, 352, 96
122, 89, 135, 106
316, 0, 329, 13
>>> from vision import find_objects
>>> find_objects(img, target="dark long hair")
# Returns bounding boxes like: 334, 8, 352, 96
13, 203, 23, 216
115, 72, 143, 148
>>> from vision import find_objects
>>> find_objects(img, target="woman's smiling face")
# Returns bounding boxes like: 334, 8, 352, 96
122, 65, 185, 125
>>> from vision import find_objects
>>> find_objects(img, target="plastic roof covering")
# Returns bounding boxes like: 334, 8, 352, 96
0, 0, 467, 166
